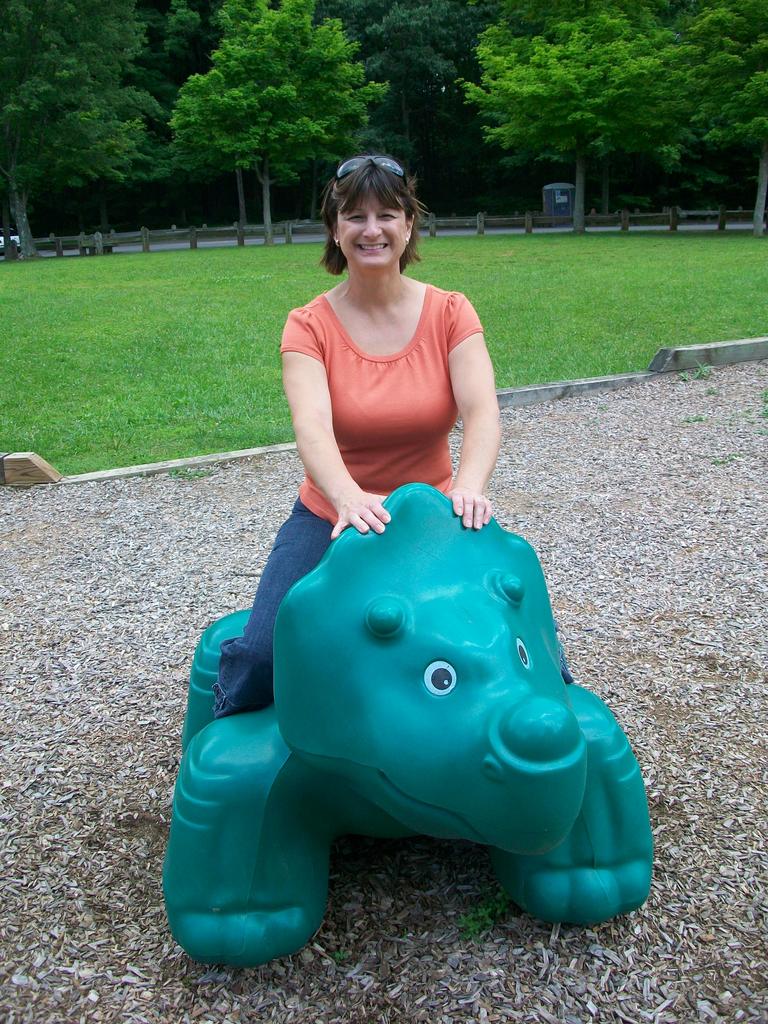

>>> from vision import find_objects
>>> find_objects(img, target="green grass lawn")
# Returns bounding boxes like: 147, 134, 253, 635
1, 232, 766, 475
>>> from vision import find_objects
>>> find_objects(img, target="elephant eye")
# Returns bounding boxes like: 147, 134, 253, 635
516, 638, 531, 669
424, 661, 457, 696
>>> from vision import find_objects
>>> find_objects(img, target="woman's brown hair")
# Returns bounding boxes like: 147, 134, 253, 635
320, 157, 425, 275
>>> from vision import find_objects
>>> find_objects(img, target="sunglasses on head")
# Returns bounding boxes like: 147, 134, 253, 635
336, 156, 405, 180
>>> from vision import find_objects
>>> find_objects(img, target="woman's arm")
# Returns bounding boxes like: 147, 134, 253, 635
282, 351, 390, 538
448, 333, 501, 529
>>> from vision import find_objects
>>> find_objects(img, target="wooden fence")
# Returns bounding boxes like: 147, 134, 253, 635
10, 206, 762, 257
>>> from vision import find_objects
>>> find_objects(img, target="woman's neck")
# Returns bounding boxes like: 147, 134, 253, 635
336, 268, 414, 311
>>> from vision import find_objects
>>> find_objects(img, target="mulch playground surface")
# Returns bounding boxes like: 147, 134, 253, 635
1, 361, 766, 1023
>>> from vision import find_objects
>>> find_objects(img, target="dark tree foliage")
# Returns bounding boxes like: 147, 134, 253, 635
681, 0, 768, 235
110, 0, 224, 224
27, 0, 225, 233
314, 0, 505, 211
0, 0, 151, 251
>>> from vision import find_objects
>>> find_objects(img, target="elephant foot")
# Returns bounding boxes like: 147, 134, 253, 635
171, 904, 322, 967
491, 852, 652, 925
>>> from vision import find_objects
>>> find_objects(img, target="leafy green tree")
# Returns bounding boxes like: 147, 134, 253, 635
171, 0, 384, 242
0, 0, 149, 255
682, 0, 768, 236
464, 7, 686, 231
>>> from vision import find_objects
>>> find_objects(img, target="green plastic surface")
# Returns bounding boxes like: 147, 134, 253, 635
163, 484, 653, 966
180, 609, 251, 753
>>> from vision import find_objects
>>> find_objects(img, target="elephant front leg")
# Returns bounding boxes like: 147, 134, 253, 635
163, 712, 333, 966
490, 685, 653, 925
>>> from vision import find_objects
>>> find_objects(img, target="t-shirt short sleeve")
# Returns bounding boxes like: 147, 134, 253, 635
444, 292, 484, 353
280, 307, 326, 362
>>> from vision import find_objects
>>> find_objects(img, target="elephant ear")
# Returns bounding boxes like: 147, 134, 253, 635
272, 483, 557, 760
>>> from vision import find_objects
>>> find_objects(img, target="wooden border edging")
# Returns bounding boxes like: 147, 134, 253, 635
59, 442, 298, 486
0, 452, 62, 486
8, 335, 764, 489
499, 337, 767, 409
496, 370, 655, 409
647, 336, 768, 373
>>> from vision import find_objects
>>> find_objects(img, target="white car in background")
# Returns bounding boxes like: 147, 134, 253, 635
0, 231, 20, 251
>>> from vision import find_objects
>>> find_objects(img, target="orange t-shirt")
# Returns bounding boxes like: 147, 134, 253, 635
280, 284, 483, 523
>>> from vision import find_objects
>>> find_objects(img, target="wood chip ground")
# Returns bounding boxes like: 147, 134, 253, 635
1, 362, 766, 1024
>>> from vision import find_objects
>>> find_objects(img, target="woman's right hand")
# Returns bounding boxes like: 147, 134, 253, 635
331, 491, 391, 539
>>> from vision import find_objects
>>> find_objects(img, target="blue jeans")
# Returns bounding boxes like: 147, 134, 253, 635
214, 498, 575, 718
214, 499, 333, 717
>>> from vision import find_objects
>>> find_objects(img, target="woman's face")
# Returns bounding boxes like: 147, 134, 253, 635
335, 195, 412, 273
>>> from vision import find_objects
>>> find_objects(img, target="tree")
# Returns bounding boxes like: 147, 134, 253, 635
0, 0, 148, 255
171, 0, 384, 242
682, 0, 768, 237
464, 6, 686, 231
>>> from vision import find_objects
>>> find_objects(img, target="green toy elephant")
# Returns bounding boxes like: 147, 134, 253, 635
163, 484, 652, 966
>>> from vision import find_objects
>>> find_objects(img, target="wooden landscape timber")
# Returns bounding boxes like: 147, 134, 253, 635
0, 452, 62, 486
648, 337, 768, 373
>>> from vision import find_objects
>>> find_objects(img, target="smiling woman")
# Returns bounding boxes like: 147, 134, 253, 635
213, 154, 507, 720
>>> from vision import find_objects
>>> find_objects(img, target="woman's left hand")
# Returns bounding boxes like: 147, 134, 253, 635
448, 487, 492, 530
